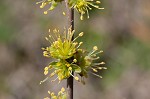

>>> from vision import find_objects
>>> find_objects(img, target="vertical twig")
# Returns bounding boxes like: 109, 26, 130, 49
65, 1, 74, 99
67, 8, 74, 99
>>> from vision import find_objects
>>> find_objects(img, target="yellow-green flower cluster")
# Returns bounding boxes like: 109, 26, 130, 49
41, 27, 106, 84
41, 28, 83, 83
36, 0, 104, 20
44, 87, 67, 99
36, 0, 64, 14
74, 46, 106, 84
69, 0, 104, 20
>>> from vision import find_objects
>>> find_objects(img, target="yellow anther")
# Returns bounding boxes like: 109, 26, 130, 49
79, 32, 84, 36
100, 50, 103, 53
73, 59, 77, 63
96, 1, 101, 4
100, 62, 105, 64
73, 42, 78, 45
75, 76, 79, 81
80, 15, 83, 20
66, 64, 70, 67
68, 67, 72, 71
48, 91, 51, 94
50, 72, 55, 77
93, 46, 98, 50
44, 67, 49, 71
51, 92, 55, 96
44, 70, 48, 75
48, 65, 52, 68
79, 42, 83, 45
58, 91, 61, 95
44, 11, 48, 14
61, 87, 65, 92
45, 37, 49, 41
63, 12, 66, 15
92, 68, 98, 72
41, 47, 45, 50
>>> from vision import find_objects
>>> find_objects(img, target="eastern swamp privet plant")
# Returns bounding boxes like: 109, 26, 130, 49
36, 0, 106, 99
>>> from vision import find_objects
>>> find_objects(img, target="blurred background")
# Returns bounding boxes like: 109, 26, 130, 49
0, 0, 150, 99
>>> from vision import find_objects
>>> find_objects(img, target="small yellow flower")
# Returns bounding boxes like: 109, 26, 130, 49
36, 0, 63, 14
42, 27, 83, 59
70, 0, 104, 20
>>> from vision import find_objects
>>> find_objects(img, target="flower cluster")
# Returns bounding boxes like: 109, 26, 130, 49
44, 87, 67, 99
69, 0, 104, 20
36, 0, 104, 20
40, 27, 106, 84
36, 0, 64, 14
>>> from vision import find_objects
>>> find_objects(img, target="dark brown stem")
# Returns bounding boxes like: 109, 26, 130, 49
67, 8, 74, 99
67, 72, 74, 99
65, 1, 74, 99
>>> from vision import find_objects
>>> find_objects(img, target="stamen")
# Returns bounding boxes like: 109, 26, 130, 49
91, 56, 100, 60
45, 37, 53, 44
96, 1, 101, 4
73, 59, 77, 63
92, 62, 105, 66
86, 7, 90, 19
98, 67, 107, 69
91, 68, 98, 72
49, 35, 56, 42
69, 71, 79, 81
36, 0, 46, 4
63, 27, 67, 39
61, 87, 65, 92
51, 77, 58, 82
76, 42, 83, 49
53, 28, 59, 39
93, 46, 98, 50
48, 91, 51, 94
93, 50, 103, 55
44, 11, 48, 14
40, 77, 48, 84
98, 7, 104, 10
79, 32, 84, 37
44, 70, 49, 75
91, 72, 102, 78
63, 12, 66, 16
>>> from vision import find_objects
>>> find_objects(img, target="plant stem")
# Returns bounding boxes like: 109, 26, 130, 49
67, 72, 74, 99
67, 8, 74, 99
65, 1, 74, 99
